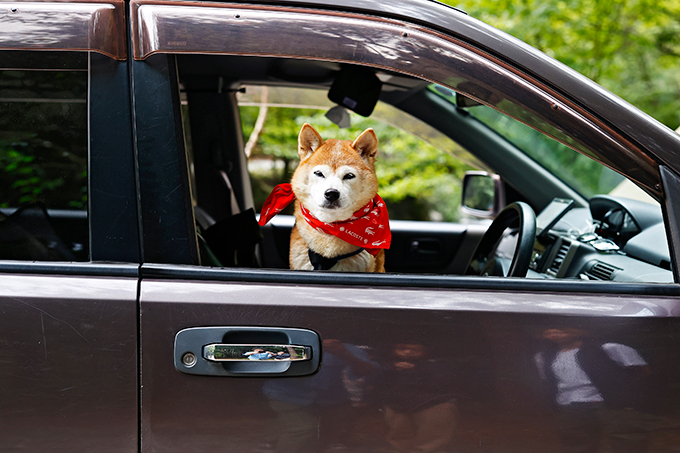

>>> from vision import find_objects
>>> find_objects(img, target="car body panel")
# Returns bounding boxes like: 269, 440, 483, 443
0, 271, 138, 451
127, 2, 680, 449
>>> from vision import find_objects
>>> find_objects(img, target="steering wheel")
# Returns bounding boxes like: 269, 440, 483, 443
465, 202, 536, 277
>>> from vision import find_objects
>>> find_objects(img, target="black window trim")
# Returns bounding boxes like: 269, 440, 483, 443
0, 262, 139, 277
141, 263, 680, 297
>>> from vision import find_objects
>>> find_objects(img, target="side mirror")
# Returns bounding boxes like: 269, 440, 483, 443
461, 171, 505, 219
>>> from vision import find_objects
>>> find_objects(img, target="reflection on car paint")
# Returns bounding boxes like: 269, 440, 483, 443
533, 326, 665, 453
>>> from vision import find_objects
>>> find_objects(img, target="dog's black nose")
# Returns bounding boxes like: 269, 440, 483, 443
324, 189, 340, 202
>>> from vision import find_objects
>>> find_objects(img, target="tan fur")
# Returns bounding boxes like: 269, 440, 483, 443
289, 123, 385, 272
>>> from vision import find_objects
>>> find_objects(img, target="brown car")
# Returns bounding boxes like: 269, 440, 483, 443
2, 0, 680, 451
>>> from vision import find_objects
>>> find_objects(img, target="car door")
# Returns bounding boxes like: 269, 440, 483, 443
131, 1, 680, 451
0, 2, 140, 450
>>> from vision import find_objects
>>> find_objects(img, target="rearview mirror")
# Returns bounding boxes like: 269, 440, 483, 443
461, 171, 505, 218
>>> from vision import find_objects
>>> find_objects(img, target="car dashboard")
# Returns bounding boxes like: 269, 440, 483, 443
528, 195, 673, 282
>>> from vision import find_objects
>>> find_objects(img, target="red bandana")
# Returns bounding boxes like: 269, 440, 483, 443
258, 183, 391, 256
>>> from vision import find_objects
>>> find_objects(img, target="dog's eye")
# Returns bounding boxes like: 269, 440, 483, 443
313, 171, 325, 178
343, 173, 356, 180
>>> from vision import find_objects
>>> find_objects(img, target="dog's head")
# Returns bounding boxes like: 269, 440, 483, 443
291, 123, 379, 223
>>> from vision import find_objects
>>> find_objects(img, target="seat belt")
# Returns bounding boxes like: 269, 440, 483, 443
218, 169, 241, 216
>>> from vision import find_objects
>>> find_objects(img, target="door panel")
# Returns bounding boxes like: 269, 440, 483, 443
387, 220, 486, 273
0, 271, 138, 451
140, 268, 680, 452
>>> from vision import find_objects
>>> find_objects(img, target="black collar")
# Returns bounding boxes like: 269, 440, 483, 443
308, 247, 364, 270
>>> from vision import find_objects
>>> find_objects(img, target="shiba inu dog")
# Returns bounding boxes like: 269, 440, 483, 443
258, 123, 391, 272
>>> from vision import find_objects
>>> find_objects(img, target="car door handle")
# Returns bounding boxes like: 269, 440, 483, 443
203, 344, 312, 362
174, 326, 320, 377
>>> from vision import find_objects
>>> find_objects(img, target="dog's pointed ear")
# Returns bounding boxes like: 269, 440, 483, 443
352, 128, 379, 161
298, 123, 323, 161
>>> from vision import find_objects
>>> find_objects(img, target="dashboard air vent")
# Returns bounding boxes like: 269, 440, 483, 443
547, 242, 570, 276
585, 261, 619, 281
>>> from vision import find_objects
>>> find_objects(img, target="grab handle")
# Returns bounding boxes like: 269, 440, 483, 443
203, 344, 312, 362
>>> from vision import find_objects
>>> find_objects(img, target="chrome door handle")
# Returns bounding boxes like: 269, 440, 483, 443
203, 344, 312, 362
174, 326, 320, 377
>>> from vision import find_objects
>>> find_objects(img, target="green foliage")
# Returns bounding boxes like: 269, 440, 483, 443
0, 70, 88, 210
0, 137, 87, 209
243, 106, 319, 163
445, 0, 680, 129
244, 108, 472, 221
243, 106, 322, 214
